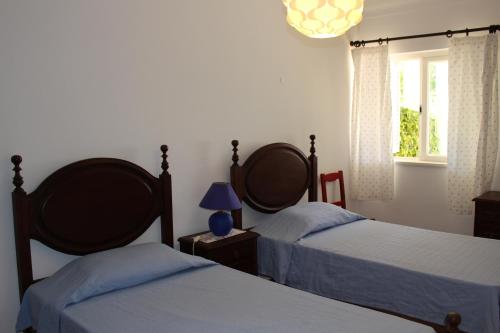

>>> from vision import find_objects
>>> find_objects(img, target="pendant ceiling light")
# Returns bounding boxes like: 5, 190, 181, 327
282, 0, 364, 39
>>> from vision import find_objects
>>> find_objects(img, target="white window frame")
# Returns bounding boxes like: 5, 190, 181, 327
391, 49, 448, 164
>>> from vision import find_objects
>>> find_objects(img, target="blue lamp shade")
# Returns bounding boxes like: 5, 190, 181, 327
199, 182, 242, 211
199, 182, 241, 236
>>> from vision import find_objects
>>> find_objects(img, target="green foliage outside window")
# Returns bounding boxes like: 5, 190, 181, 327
394, 108, 441, 157
429, 116, 440, 154
428, 63, 441, 155
395, 107, 419, 157
395, 108, 441, 157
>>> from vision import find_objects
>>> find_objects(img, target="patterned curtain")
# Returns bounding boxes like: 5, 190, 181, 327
448, 34, 499, 214
350, 46, 394, 201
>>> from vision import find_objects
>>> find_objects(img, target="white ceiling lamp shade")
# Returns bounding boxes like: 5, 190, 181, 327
282, 0, 364, 38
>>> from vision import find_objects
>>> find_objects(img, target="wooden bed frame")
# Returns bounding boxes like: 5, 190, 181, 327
228, 135, 463, 333
11, 145, 173, 300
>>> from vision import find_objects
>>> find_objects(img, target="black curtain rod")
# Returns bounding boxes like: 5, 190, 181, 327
350, 24, 499, 48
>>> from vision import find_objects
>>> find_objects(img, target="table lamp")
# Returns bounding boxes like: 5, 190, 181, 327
199, 182, 242, 236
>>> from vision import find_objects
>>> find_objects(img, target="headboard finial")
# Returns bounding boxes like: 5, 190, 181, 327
309, 134, 316, 156
445, 312, 461, 332
11, 155, 25, 191
160, 145, 169, 173
231, 140, 239, 165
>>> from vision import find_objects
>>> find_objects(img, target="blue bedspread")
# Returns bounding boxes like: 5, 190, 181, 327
17, 243, 435, 333
258, 219, 500, 333
58, 265, 433, 333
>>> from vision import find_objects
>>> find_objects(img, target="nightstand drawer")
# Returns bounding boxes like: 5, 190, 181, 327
225, 258, 256, 275
207, 239, 254, 263
475, 220, 500, 234
475, 202, 500, 223
473, 192, 500, 240
475, 231, 500, 240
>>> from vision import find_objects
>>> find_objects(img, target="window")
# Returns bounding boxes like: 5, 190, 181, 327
391, 50, 448, 163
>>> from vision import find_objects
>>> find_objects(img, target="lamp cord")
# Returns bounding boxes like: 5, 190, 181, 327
192, 235, 201, 255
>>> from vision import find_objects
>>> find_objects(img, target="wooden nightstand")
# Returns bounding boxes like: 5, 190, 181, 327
473, 191, 500, 240
178, 230, 259, 275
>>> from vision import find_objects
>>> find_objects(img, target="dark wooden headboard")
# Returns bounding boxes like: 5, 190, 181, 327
11, 145, 173, 300
230, 135, 318, 229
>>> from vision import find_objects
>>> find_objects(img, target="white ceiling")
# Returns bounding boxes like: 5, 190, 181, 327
363, 0, 475, 18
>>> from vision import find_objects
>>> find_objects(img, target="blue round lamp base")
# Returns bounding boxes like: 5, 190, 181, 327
208, 211, 233, 236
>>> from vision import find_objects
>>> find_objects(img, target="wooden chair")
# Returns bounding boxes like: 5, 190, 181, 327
320, 171, 346, 209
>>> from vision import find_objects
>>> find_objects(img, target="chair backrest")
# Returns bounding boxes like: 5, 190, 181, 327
320, 170, 346, 209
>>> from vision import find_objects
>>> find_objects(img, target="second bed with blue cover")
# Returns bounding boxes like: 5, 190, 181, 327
254, 202, 500, 333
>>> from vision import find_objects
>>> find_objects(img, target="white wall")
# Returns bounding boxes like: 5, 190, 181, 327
347, 0, 500, 235
0, 1, 351, 331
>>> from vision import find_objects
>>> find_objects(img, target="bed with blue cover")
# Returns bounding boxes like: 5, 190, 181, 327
253, 202, 500, 333
229, 137, 496, 333
10, 147, 444, 333
16, 243, 437, 333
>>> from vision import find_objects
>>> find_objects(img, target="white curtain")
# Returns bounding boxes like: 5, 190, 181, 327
350, 46, 394, 201
448, 34, 499, 214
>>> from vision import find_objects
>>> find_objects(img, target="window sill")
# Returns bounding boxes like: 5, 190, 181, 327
394, 157, 447, 168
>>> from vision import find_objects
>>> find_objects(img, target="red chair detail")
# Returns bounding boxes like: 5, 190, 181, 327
320, 171, 346, 209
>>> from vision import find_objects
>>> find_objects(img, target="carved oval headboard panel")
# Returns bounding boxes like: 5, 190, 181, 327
230, 136, 318, 229
242, 143, 311, 213
11, 146, 173, 300
29, 158, 161, 255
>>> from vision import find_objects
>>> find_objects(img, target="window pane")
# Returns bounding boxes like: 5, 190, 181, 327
427, 60, 448, 156
394, 59, 420, 157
